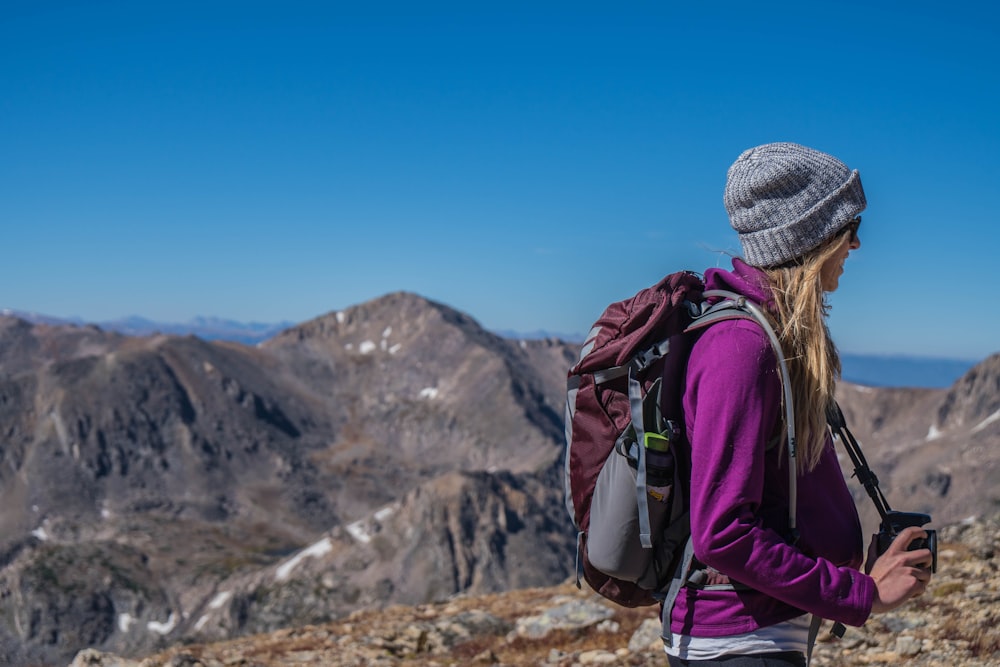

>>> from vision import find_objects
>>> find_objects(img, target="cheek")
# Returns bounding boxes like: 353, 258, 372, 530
820, 255, 846, 291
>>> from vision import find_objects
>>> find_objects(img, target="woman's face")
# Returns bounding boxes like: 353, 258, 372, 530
820, 219, 862, 292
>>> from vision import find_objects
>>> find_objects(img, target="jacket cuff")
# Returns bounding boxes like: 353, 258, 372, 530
842, 570, 876, 627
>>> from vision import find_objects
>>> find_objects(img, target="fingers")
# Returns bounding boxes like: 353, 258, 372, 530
906, 556, 934, 601
910, 548, 935, 571
910, 565, 932, 586
894, 526, 928, 549
887, 527, 932, 561
910, 568, 931, 598
892, 527, 934, 570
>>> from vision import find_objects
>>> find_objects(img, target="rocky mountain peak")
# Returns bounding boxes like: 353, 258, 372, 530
0, 315, 125, 376
265, 290, 499, 360
934, 352, 1000, 433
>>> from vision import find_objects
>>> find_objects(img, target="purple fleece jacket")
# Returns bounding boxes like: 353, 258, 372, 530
669, 258, 875, 636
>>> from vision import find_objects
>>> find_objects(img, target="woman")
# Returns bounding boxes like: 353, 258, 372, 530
665, 143, 934, 666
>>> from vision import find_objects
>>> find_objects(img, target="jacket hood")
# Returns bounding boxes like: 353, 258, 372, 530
704, 258, 775, 311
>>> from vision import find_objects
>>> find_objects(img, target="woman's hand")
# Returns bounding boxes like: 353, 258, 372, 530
867, 526, 934, 614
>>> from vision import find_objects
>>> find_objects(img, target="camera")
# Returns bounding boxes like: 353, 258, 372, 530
875, 510, 938, 573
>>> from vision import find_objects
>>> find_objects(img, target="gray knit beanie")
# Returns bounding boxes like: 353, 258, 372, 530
724, 142, 867, 267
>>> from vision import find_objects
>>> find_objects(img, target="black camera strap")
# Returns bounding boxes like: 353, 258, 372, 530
827, 402, 892, 522
822, 402, 891, 644
822, 402, 938, 652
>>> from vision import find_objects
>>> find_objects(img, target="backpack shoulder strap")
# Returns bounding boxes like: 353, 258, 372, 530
699, 289, 799, 540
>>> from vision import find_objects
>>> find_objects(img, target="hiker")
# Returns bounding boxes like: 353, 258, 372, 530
663, 142, 934, 666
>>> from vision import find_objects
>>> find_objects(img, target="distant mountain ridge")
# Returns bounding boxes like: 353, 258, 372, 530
2, 309, 979, 388
1, 309, 294, 345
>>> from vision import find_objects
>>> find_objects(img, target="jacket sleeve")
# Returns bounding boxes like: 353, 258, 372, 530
684, 320, 875, 627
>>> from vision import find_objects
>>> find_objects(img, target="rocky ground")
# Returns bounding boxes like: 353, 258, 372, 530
68, 515, 1000, 667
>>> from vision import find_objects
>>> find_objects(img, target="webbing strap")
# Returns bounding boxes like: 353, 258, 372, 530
592, 339, 670, 385
661, 538, 697, 648
629, 362, 654, 548
593, 364, 629, 385
574, 530, 584, 589
806, 614, 822, 665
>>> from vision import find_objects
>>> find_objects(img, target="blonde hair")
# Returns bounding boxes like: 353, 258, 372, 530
762, 230, 850, 473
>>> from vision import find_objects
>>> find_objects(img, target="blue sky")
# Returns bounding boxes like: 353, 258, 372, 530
2, 1, 998, 361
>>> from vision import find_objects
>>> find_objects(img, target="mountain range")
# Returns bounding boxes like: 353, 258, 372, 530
3, 308, 975, 388
0, 294, 997, 666
0, 310, 294, 346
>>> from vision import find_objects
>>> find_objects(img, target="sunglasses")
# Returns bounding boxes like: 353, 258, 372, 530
844, 216, 861, 244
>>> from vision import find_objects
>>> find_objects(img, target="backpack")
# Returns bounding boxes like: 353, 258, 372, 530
563, 270, 799, 610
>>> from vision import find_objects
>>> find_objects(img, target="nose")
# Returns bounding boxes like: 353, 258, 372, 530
849, 232, 861, 250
